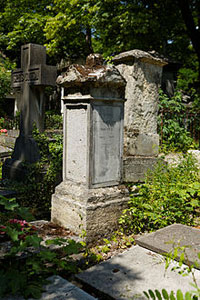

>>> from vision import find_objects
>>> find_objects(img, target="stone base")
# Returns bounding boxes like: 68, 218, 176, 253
12, 135, 40, 163
2, 158, 29, 181
123, 156, 159, 182
51, 181, 129, 243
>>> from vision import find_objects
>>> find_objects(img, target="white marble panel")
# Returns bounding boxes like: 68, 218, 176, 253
65, 106, 87, 183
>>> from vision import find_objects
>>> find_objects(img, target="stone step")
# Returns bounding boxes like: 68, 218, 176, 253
135, 223, 200, 269
3, 275, 97, 300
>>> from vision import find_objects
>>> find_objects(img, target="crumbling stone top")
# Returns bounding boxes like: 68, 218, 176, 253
56, 53, 126, 88
112, 49, 168, 66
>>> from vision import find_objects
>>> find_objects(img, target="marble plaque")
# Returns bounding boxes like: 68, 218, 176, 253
65, 106, 88, 183
92, 103, 123, 186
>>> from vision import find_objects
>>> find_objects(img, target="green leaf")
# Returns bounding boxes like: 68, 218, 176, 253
143, 291, 150, 299
6, 227, 19, 242
184, 291, 192, 300
24, 282, 43, 299
179, 253, 185, 266
0, 197, 18, 211
155, 289, 162, 300
162, 289, 169, 300
16, 207, 34, 222
169, 291, 176, 300
39, 250, 57, 261
176, 289, 183, 300
62, 239, 82, 255
25, 234, 42, 248
45, 238, 67, 246
149, 290, 156, 299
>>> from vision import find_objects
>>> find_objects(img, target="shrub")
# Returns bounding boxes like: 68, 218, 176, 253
158, 89, 197, 152
0, 55, 15, 116
7, 130, 63, 219
119, 154, 200, 234
0, 195, 82, 299
45, 111, 63, 130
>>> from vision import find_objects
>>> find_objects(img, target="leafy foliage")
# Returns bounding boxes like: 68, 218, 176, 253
45, 111, 63, 130
0, 195, 83, 299
0, 0, 52, 62
119, 154, 200, 234
6, 130, 63, 218
144, 245, 200, 300
144, 289, 197, 300
0, 54, 15, 115
0, 0, 199, 68
158, 90, 197, 153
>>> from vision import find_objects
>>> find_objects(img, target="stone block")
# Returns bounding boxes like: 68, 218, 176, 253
2, 159, 29, 181
123, 156, 159, 182
135, 224, 200, 269
51, 181, 129, 243
126, 133, 159, 156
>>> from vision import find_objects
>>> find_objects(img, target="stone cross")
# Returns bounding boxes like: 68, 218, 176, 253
11, 43, 57, 163
3, 44, 56, 180
12, 43, 57, 135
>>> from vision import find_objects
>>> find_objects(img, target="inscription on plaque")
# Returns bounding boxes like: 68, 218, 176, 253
92, 104, 122, 186
12, 69, 40, 86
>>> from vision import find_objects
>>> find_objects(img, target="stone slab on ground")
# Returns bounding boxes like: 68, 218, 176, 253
135, 224, 200, 268
76, 245, 200, 300
0, 145, 12, 153
3, 275, 97, 300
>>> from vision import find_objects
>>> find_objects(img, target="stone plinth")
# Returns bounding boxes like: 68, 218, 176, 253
51, 54, 128, 242
52, 181, 129, 242
113, 50, 167, 182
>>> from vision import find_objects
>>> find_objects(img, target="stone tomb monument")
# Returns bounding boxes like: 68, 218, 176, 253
3, 44, 56, 179
113, 50, 167, 182
51, 54, 129, 242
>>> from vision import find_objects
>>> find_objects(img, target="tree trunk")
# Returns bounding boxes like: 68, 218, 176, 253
86, 26, 94, 55
178, 0, 200, 79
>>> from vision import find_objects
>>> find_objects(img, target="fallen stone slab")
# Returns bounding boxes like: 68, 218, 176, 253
76, 245, 200, 300
135, 224, 200, 269
3, 275, 97, 300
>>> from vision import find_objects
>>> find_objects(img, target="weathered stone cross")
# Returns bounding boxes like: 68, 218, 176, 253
3, 44, 57, 179
11, 43, 57, 164
12, 43, 56, 135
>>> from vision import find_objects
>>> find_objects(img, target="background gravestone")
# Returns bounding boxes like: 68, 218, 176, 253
3, 44, 57, 180
113, 50, 167, 182
51, 54, 129, 243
